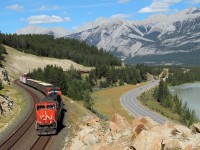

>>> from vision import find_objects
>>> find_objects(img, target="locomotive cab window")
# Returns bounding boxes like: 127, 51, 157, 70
47, 104, 55, 109
37, 105, 45, 110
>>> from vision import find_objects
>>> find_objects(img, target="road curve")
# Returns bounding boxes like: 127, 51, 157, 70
120, 80, 166, 124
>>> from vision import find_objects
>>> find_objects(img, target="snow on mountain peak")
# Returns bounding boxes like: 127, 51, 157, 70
174, 7, 200, 17
73, 17, 125, 33
146, 14, 168, 24
184, 7, 200, 14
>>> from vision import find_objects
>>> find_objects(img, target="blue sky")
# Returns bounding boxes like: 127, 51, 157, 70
0, 0, 200, 33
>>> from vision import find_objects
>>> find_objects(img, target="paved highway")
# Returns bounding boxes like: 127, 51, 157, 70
120, 80, 166, 124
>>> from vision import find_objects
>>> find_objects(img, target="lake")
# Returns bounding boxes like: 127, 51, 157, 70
169, 82, 200, 119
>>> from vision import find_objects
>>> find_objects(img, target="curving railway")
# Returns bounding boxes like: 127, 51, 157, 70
0, 80, 53, 150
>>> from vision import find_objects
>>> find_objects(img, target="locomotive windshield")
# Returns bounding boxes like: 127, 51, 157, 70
37, 105, 45, 110
36, 104, 56, 109
46, 104, 55, 109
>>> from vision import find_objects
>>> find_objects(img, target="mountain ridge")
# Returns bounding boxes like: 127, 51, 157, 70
16, 7, 200, 65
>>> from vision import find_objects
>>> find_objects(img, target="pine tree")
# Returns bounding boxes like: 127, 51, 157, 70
83, 90, 94, 110
158, 80, 165, 102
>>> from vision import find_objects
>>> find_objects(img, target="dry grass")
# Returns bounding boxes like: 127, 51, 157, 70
62, 96, 95, 125
92, 83, 146, 123
61, 95, 96, 143
3, 45, 92, 79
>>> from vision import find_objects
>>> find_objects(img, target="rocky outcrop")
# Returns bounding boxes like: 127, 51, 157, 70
63, 114, 200, 150
0, 95, 13, 115
0, 68, 13, 116
191, 123, 200, 133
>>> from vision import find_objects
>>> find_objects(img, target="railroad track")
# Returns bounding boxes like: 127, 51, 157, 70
0, 80, 52, 149
30, 136, 51, 150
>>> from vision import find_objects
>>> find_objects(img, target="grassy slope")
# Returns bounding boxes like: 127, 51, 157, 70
3, 45, 92, 79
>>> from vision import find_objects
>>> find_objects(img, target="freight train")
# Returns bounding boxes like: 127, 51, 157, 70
20, 75, 62, 96
20, 74, 63, 135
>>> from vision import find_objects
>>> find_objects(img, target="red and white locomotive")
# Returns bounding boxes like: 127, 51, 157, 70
35, 92, 63, 135
20, 74, 63, 135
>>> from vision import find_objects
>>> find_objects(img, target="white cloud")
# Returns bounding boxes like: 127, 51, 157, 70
111, 13, 133, 19
190, 0, 200, 4
27, 15, 71, 24
6, 4, 24, 11
118, 0, 131, 3
139, 0, 182, 13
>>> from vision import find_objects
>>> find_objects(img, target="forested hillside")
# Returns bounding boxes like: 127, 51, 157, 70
88, 64, 151, 88
0, 33, 121, 67
28, 64, 152, 110
167, 67, 200, 86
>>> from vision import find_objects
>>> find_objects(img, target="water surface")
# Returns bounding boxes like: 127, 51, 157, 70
169, 82, 200, 119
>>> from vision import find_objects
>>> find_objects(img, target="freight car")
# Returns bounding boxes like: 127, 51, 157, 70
19, 74, 62, 96
36, 82, 54, 96
35, 92, 63, 135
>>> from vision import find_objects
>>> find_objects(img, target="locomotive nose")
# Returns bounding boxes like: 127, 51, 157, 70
37, 109, 56, 125
41, 115, 53, 123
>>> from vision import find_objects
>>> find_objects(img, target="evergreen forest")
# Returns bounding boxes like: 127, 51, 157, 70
153, 80, 199, 126
28, 64, 151, 110
0, 33, 121, 67
88, 64, 150, 88
167, 67, 200, 86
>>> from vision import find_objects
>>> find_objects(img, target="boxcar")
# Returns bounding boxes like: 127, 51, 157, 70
37, 82, 53, 96
26, 79, 41, 89
20, 74, 27, 84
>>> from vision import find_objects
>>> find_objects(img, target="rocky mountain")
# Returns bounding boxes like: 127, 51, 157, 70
15, 7, 200, 65
16, 25, 69, 38
66, 7, 200, 65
